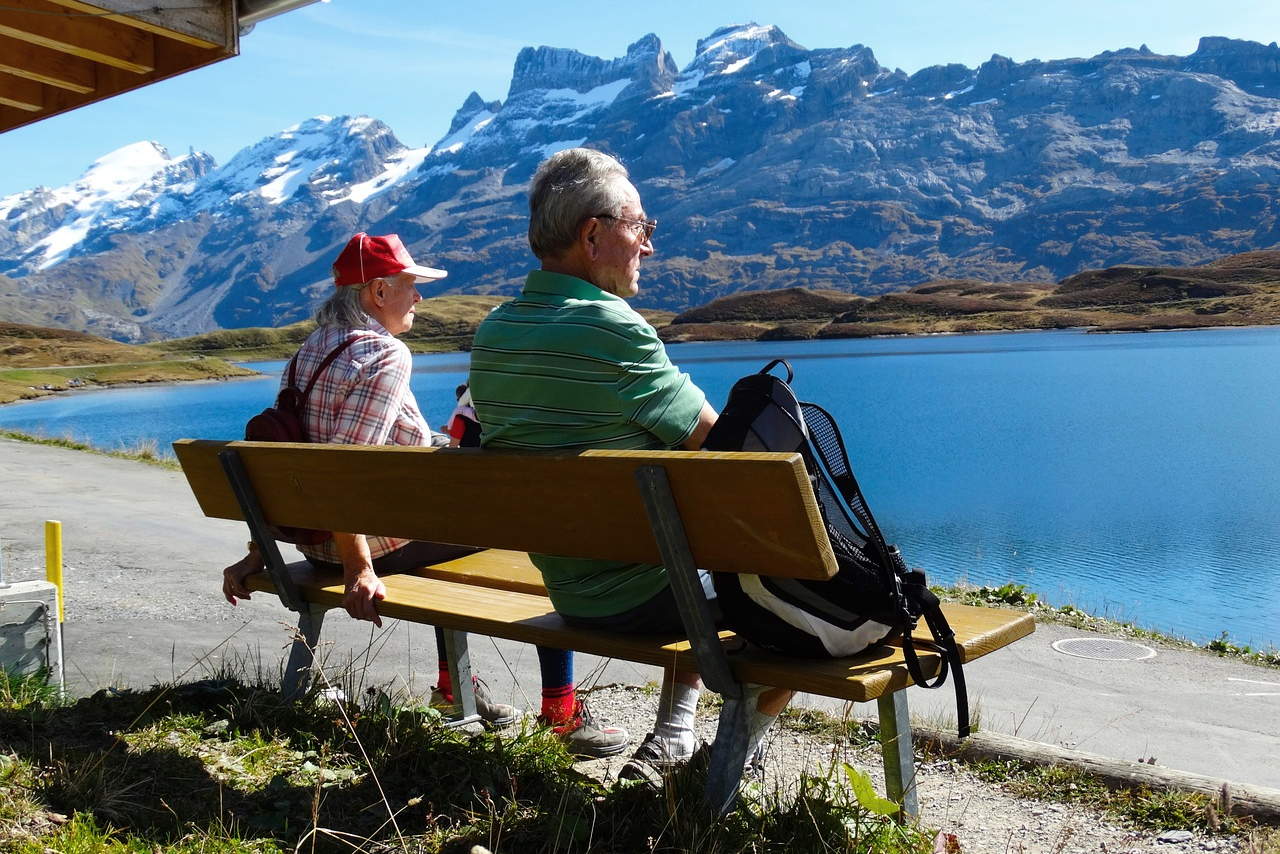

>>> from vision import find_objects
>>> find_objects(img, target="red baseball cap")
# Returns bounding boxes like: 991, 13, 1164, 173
331, 232, 447, 286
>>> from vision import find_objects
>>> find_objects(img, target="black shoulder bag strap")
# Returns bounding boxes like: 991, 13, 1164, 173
275, 337, 359, 442
299, 337, 358, 402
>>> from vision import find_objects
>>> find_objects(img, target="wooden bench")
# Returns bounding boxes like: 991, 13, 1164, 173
174, 439, 1034, 817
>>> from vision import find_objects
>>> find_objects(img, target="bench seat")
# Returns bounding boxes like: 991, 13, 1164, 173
248, 550, 1033, 703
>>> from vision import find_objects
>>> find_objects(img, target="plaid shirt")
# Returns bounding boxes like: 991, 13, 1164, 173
292, 319, 433, 565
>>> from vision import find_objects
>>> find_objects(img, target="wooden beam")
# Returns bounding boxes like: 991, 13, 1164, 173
0, 33, 95, 93
0, 39, 232, 133
44, 0, 235, 51
0, 0, 155, 74
0, 71, 43, 111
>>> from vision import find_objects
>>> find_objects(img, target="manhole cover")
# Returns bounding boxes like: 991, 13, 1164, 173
1051, 638, 1156, 661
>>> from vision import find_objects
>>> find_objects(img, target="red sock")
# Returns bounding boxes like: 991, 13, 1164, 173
540, 684, 576, 724
437, 664, 452, 701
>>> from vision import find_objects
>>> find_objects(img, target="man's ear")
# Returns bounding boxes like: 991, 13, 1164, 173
579, 218, 601, 261
368, 278, 387, 306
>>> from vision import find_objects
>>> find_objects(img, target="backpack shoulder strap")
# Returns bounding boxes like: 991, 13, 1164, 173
284, 350, 302, 390
298, 336, 359, 402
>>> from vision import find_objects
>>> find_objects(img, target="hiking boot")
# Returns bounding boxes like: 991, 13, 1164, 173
431, 676, 520, 727
618, 732, 693, 786
542, 700, 629, 758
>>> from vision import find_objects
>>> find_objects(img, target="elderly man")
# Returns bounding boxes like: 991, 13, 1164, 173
222, 233, 625, 757
469, 149, 792, 781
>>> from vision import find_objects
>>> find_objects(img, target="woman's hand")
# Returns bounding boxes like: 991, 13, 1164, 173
222, 548, 264, 605
342, 567, 386, 627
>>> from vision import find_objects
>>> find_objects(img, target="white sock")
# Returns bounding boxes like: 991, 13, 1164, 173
652, 676, 700, 758
742, 683, 783, 762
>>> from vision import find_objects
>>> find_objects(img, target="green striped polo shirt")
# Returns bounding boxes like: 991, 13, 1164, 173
470, 270, 706, 618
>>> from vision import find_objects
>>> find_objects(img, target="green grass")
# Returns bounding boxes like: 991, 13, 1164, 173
0, 429, 179, 469
968, 759, 1254, 835
0, 671, 934, 853
0, 357, 257, 404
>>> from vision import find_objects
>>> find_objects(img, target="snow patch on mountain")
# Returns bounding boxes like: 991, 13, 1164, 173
341, 147, 431, 205
546, 78, 631, 124
186, 115, 411, 210
690, 24, 787, 74
26, 141, 200, 269
529, 138, 588, 159
434, 109, 497, 155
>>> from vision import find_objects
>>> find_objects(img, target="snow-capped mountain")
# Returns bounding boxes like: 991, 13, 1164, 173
3, 24, 1280, 340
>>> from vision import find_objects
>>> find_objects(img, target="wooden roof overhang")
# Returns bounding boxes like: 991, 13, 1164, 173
0, 0, 238, 133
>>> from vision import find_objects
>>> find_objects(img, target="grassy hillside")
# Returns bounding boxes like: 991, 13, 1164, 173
153, 295, 519, 360
0, 322, 255, 405
661, 251, 1280, 342
154, 294, 678, 360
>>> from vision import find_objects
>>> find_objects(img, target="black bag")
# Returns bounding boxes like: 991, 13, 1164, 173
703, 359, 970, 737
243, 338, 356, 545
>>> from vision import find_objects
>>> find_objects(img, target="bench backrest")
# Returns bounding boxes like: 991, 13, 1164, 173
174, 440, 838, 580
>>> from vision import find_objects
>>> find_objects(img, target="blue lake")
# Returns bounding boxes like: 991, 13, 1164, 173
3, 327, 1278, 649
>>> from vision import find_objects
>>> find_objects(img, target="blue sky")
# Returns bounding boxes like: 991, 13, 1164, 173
2, 0, 1277, 198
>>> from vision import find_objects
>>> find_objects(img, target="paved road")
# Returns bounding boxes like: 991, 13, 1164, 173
2, 437, 1276, 789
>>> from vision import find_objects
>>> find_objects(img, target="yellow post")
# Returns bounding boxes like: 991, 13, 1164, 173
44, 520, 63, 623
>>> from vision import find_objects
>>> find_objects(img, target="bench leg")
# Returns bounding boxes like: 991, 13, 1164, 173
877, 691, 919, 821
706, 694, 753, 816
441, 629, 482, 728
283, 602, 326, 700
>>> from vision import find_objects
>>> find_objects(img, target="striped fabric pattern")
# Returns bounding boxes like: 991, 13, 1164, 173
470, 271, 705, 452
470, 270, 707, 618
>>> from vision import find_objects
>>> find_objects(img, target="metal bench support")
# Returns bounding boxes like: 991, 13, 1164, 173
635, 465, 748, 816
877, 690, 919, 820
442, 628, 482, 728
283, 602, 326, 699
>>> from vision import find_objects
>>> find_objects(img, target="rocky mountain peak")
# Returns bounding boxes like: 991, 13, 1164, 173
446, 92, 503, 136
193, 114, 406, 209
687, 23, 803, 74
1187, 36, 1280, 79
508, 34, 675, 97
0, 140, 211, 274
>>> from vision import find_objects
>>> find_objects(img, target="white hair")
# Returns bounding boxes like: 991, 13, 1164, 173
528, 148, 631, 259
314, 281, 372, 328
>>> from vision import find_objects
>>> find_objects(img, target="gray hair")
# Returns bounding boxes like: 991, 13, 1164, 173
528, 148, 631, 259
314, 281, 372, 329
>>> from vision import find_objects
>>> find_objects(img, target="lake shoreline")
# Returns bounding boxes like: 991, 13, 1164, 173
12, 320, 1280, 409
0, 367, 266, 409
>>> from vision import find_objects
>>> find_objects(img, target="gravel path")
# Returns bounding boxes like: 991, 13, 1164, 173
577, 684, 1254, 854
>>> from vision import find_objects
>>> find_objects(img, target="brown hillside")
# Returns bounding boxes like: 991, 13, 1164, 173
661, 249, 1280, 342
0, 322, 158, 368
672, 287, 863, 324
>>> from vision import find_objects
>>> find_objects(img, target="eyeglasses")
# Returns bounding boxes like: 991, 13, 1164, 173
594, 214, 658, 242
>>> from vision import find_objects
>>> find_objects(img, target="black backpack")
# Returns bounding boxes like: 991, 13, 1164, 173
243, 337, 356, 545
703, 359, 970, 737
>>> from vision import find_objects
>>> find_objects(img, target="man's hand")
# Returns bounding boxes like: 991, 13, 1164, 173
222, 550, 264, 605
342, 568, 386, 627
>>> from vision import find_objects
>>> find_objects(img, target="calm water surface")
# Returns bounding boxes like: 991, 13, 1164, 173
3, 328, 1277, 648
